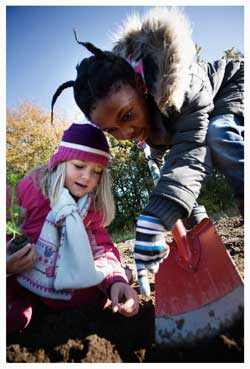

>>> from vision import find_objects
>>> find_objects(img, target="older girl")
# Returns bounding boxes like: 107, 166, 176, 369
50, 7, 244, 290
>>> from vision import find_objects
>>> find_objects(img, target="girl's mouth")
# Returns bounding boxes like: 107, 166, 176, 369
75, 182, 87, 189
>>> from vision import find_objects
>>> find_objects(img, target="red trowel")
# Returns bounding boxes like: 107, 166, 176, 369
155, 218, 244, 346
139, 141, 244, 346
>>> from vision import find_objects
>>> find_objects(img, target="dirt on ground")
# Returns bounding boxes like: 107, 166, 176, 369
6, 215, 244, 363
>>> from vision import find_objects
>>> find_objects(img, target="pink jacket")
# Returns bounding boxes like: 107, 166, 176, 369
15, 174, 128, 309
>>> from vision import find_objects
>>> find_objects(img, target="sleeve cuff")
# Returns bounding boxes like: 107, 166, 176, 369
143, 196, 187, 230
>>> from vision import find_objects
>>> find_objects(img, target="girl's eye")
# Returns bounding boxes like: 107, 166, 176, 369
94, 170, 102, 176
74, 164, 84, 169
122, 110, 132, 122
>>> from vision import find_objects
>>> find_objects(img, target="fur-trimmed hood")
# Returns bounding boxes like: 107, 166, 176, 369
112, 7, 196, 113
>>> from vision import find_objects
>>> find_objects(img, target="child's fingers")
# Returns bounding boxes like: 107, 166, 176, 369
118, 287, 139, 316
20, 246, 36, 265
11, 244, 36, 272
110, 282, 139, 316
28, 244, 37, 260
14, 243, 33, 259
117, 298, 139, 317
111, 295, 119, 313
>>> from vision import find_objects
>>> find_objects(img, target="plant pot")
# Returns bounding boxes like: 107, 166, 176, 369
8, 234, 30, 254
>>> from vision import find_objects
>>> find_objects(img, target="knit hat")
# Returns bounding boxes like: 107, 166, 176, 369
48, 122, 110, 171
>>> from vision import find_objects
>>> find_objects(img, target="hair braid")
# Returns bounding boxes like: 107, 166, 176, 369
51, 80, 75, 125
73, 29, 104, 58
50, 32, 137, 122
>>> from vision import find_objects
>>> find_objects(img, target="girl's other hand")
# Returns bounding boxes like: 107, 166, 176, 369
7, 243, 37, 275
110, 282, 139, 317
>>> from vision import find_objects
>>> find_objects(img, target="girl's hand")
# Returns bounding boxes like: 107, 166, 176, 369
110, 282, 139, 317
7, 243, 37, 275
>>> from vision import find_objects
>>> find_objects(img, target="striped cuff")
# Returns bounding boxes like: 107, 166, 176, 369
136, 214, 165, 234
134, 214, 168, 266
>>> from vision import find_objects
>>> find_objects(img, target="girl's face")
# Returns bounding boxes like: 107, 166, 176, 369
90, 83, 151, 141
65, 160, 103, 199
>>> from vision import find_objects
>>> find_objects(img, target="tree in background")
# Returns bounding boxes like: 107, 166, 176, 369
195, 45, 243, 63
223, 47, 244, 60
198, 170, 234, 214
6, 102, 68, 237
195, 43, 202, 63
7, 102, 67, 178
108, 136, 153, 234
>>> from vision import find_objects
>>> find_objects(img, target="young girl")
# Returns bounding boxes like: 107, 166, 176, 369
7, 122, 139, 334
49, 7, 244, 291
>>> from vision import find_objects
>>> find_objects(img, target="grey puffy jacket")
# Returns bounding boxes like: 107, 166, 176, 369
112, 7, 244, 229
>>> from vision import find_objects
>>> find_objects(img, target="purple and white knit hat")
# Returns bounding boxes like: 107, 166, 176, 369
48, 122, 110, 171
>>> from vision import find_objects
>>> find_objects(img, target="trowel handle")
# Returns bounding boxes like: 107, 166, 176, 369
171, 219, 192, 262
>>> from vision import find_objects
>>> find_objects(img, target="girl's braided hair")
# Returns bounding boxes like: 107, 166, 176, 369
51, 30, 137, 123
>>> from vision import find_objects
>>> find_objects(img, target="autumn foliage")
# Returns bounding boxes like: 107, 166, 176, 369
7, 102, 67, 178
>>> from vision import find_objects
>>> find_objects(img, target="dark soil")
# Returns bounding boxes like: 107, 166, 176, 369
6, 215, 244, 363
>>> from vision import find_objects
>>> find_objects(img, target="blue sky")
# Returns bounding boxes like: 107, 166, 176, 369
7, 5, 244, 121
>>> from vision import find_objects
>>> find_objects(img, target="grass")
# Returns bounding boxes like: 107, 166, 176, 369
110, 228, 135, 244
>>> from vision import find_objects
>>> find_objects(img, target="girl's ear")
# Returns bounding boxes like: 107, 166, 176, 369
135, 74, 147, 95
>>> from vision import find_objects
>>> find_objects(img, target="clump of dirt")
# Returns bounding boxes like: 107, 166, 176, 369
7, 216, 244, 363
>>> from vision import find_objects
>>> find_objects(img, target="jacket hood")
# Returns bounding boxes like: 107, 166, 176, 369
112, 7, 196, 113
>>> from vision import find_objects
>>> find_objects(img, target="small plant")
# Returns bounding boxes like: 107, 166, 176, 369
7, 174, 29, 254
6, 202, 22, 238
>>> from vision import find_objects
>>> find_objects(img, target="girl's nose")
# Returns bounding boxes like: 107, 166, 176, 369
117, 126, 135, 140
81, 168, 91, 180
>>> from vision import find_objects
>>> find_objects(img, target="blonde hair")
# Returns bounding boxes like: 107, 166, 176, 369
30, 162, 115, 227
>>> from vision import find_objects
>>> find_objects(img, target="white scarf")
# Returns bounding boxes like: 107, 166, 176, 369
17, 188, 106, 300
